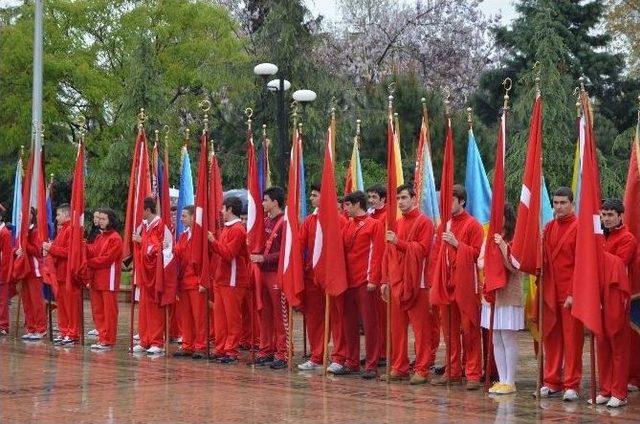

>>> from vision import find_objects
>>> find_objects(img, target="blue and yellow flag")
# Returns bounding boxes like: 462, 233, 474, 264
464, 128, 492, 228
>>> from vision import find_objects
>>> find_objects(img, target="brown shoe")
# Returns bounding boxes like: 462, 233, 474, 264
466, 380, 481, 391
380, 371, 407, 382
409, 373, 429, 385
431, 376, 462, 386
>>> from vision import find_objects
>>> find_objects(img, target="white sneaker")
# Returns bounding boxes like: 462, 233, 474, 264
53, 335, 64, 343
628, 384, 639, 392
21, 333, 35, 340
326, 362, 344, 374
606, 397, 627, 408
587, 394, 610, 405
133, 333, 140, 341
31, 332, 46, 340
132, 344, 146, 353
534, 386, 560, 398
88, 329, 99, 337
146, 345, 165, 355
298, 360, 321, 371
563, 389, 579, 401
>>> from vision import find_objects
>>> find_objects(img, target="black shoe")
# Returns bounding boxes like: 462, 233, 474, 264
333, 366, 354, 376
192, 352, 206, 360
269, 359, 287, 370
360, 358, 366, 366
172, 350, 192, 358
432, 364, 446, 375
207, 353, 225, 362
252, 355, 275, 366
218, 356, 238, 364
377, 358, 387, 368
361, 369, 377, 379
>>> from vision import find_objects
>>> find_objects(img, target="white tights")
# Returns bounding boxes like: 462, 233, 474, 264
492, 329, 518, 385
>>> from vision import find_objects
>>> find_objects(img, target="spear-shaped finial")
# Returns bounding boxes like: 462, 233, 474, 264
245, 108, 253, 133
466, 107, 473, 128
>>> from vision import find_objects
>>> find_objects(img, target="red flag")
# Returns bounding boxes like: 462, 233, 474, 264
623, 121, 640, 295
484, 111, 508, 291
191, 133, 210, 286
571, 94, 604, 336
386, 114, 399, 232
209, 150, 224, 239
156, 145, 178, 306
279, 129, 304, 307
66, 142, 86, 289
312, 126, 348, 297
123, 131, 151, 261
247, 131, 264, 253
429, 117, 455, 305
510, 96, 542, 274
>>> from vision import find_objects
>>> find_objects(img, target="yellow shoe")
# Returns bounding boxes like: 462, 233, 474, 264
488, 382, 505, 394
495, 383, 516, 394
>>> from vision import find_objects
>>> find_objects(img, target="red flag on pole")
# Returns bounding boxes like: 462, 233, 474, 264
191, 132, 210, 286
279, 129, 304, 307
571, 93, 604, 336
66, 141, 86, 290
123, 131, 151, 262
209, 149, 224, 239
312, 125, 348, 297
510, 95, 543, 274
156, 145, 178, 306
484, 111, 508, 292
624, 119, 640, 296
429, 117, 455, 305
247, 130, 264, 253
385, 114, 399, 232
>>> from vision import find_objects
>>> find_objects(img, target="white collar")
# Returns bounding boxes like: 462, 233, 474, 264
0, 222, 5, 231
143, 215, 160, 227
225, 218, 241, 227
312, 208, 318, 215
183, 227, 192, 239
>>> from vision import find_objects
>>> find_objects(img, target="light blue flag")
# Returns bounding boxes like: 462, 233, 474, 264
299, 146, 308, 219
419, 134, 440, 224
176, 145, 194, 236
541, 177, 554, 225
354, 146, 364, 192
464, 129, 492, 227
12, 156, 23, 242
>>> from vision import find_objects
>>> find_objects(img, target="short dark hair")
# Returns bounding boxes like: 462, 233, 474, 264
170, 205, 177, 212
344, 191, 367, 210
366, 184, 386, 200
553, 187, 573, 202
602, 198, 624, 214
396, 184, 416, 197
264, 186, 284, 208
96, 207, 120, 231
223, 196, 243, 217
183, 205, 195, 216
57, 203, 70, 214
453, 184, 466, 206
143, 197, 157, 214
310, 182, 320, 193
503, 202, 516, 241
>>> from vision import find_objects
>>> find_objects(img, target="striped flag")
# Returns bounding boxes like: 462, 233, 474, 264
415, 108, 440, 225
344, 131, 364, 195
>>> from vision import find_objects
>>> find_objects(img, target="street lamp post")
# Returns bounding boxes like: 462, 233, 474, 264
253, 63, 315, 186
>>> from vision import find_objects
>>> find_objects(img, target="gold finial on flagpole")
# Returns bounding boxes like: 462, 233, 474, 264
573, 86, 581, 118
533, 61, 541, 95
466, 107, 473, 129
637, 95, 640, 121
75, 115, 87, 143
443, 87, 451, 118
200, 99, 211, 135
502, 78, 512, 111
291, 101, 299, 129
137, 108, 147, 133
20, 145, 24, 159
245, 108, 253, 133
183, 128, 190, 147
163, 125, 170, 150
355, 118, 362, 148
421, 97, 428, 117
154, 129, 160, 144
49, 173, 54, 185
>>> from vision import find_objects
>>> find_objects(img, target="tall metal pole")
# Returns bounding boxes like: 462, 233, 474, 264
30, 0, 44, 204
277, 75, 287, 186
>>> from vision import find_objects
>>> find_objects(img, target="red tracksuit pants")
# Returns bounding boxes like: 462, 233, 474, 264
177, 288, 207, 353
441, 301, 482, 381
0, 283, 10, 331
596, 288, 629, 400
378, 295, 387, 359
391, 289, 432, 377
303, 279, 325, 365
21, 276, 47, 334
430, 307, 440, 366
543, 303, 584, 391
139, 285, 164, 348
214, 285, 246, 358
344, 284, 380, 371
258, 272, 289, 361
329, 293, 347, 365
90, 289, 118, 346
240, 287, 260, 348
170, 304, 181, 339
57, 280, 82, 339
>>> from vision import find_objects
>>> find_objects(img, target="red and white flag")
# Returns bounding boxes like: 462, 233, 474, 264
123, 131, 151, 261
279, 129, 304, 307
191, 132, 211, 285
156, 145, 178, 306
312, 124, 347, 297
66, 141, 86, 290
510, 95, 543, 274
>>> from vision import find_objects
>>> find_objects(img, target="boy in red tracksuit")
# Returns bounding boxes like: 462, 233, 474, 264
132, 197, 166, 355
43, 204, 82, 346
15, 209, 47, 340
250, 186, 287, 369
338, 190, 384, 379
594, 198, 638, 408
0, 205, 13, 336
86, 208, 123, 349
539, 187, 582, 401
172, 205, 208, 359
381, 185, 435, 384
209, 196, 249, 363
